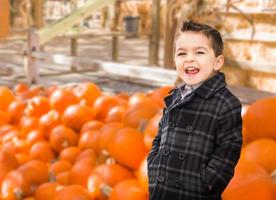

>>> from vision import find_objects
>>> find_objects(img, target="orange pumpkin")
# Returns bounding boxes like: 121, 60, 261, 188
78, 130, 102, 152
62, 104, 95, 131
80, 120, 104, 135
0, 86, 15, 111
222, 160, 275, 200
123, 99, 160, 129
0, 110, 11, 126
49, 125, 78, 153
92, 163, 135, 186
135, 157, 149, 192
56, 171, 70, 185
26, 129, 46, 146
97, 122, 124, 155
25, 96, 51, 118
92, 95, 121, 121
19, 117, 40, 139
73, 82, 102, 106
107, 127, 148, 170
49, 160, 72, 177
0, 150, 19, 186
54, 185, 91, 200
49, 89, 79, 114
39, 110, 61, 139
7, 100, 26, 125
128, 92, 148, 107
243, 97, 276, 140
70, 158, 96, 187
1, 160, 48, 199
86, 174, 106, 200
59, 147, 81, 164
240, 139, 276, 173
75, 149, 96, 163
105, 105, 128, 123
148, 85, 173, 108
29, 141, 56, 163
109, 179, 149, 200
35, 182, 61, 200
143, 111, 162, 150
13, 83, 29, 94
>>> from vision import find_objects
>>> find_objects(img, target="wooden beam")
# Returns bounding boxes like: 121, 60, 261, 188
70, 38, 78, 71
149, 0, 161, 65
163, 0, 177, 69
37, 0, 115, 45
32, 0, 44, 29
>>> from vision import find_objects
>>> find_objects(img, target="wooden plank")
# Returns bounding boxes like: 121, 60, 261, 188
32, 0, 44, 29
225, 58, 276, 74
37, 0, 115, 45
220, 7, 276, 15
149, 0, 161, 65
223, 31, 276, 43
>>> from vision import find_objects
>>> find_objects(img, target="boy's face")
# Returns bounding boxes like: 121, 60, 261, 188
174, 31, 224, 86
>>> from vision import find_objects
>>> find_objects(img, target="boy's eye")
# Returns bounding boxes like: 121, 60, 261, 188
196, 51, 205, 54
177, 52, 186, 56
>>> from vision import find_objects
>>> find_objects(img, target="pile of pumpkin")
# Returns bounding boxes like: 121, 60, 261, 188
0, 82, 275, 200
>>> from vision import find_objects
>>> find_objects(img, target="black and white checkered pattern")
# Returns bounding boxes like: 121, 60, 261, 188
147, 72, 242, 200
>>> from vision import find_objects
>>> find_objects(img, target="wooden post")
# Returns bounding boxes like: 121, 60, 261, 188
24, 27, 40, 84
32, 0, 44, 29
0, 0, 10, 38
111, 0, 121, 62
70, 37, 78, 71
163, 0, 177, 69
149, 0, 161, 66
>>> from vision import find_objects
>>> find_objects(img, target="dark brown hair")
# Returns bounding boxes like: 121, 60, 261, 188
174, 21, 224, 57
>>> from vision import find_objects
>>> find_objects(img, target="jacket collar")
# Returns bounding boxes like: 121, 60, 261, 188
164, 72, 226, 108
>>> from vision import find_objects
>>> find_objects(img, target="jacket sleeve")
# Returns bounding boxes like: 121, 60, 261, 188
147, 110, 164, 164
202, 97, 242, 194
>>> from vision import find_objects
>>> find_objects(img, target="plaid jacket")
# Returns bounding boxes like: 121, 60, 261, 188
147, 72, 242, 200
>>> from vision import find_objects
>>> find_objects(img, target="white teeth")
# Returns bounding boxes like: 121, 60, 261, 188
186, 67, 197, 70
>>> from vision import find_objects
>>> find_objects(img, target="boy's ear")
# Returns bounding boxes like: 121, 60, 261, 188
214, 55, 224, 71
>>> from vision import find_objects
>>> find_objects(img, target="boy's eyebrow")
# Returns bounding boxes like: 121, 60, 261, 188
176, 46, 208, 51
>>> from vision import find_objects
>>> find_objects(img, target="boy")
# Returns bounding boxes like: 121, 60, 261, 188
147, 21, 242, 200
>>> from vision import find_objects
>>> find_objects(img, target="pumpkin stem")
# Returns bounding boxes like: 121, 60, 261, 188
138, 120, 148, 133
97, 150, 112, 165
13, 188, 24, 200
49, 171, 57, 182
270, 170, 276, 183
100, 184, 113, 197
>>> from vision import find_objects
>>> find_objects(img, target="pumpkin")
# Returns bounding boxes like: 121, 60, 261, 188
13, 83, 29, 94
123, 99, 160, 129
109, 179, 149, 200
73, 82, 102, 106
143, 111, 162, 150
78, 130, 102, 152
49, 125, 78, 153
97, 122, 124, 155
0, 110, 11, 126
49, 160, 72, 177
92, 95, 121, 121
148, 85, 173, 108
26, 129, 46, 146
70, 158, 96, 187
80, 120, 104, 135
135, 157, 149, 192
62, 104, 95, 131
25, 96, 51, 118
35, 182, 61, 200
86, 174, 106, 200
107, 127, 148, 170
59, 147, 81, 164
29, 141, 56, 163
54, 185, 91, 200
0, 86, 15, 111
1, 160, 48, 199
93, 163, 135, 185
222, 160, 275, 200
75, 149, 97, 163
240, 139, 276, 173
105, 105, 128, 123
49, 89, 79, 115
39, 110, 61, 139
128, 92, 148, 107
19, 117, 40, 139
7, 100, 26, 125
56, 172, 70, 185
243, 97, 276, 140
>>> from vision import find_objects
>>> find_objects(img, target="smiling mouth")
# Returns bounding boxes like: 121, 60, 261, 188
185, 67, 200, 74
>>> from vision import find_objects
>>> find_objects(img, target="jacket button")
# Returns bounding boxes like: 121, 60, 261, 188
169, 122, 175, 128
157, 175, 165, 183
178, 152, 186, 160
186, 125, 193, 133
163, 149, 170, 156
175, 180, 181, 188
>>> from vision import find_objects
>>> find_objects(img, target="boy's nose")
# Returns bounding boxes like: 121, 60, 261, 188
185, 54, 195, 62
